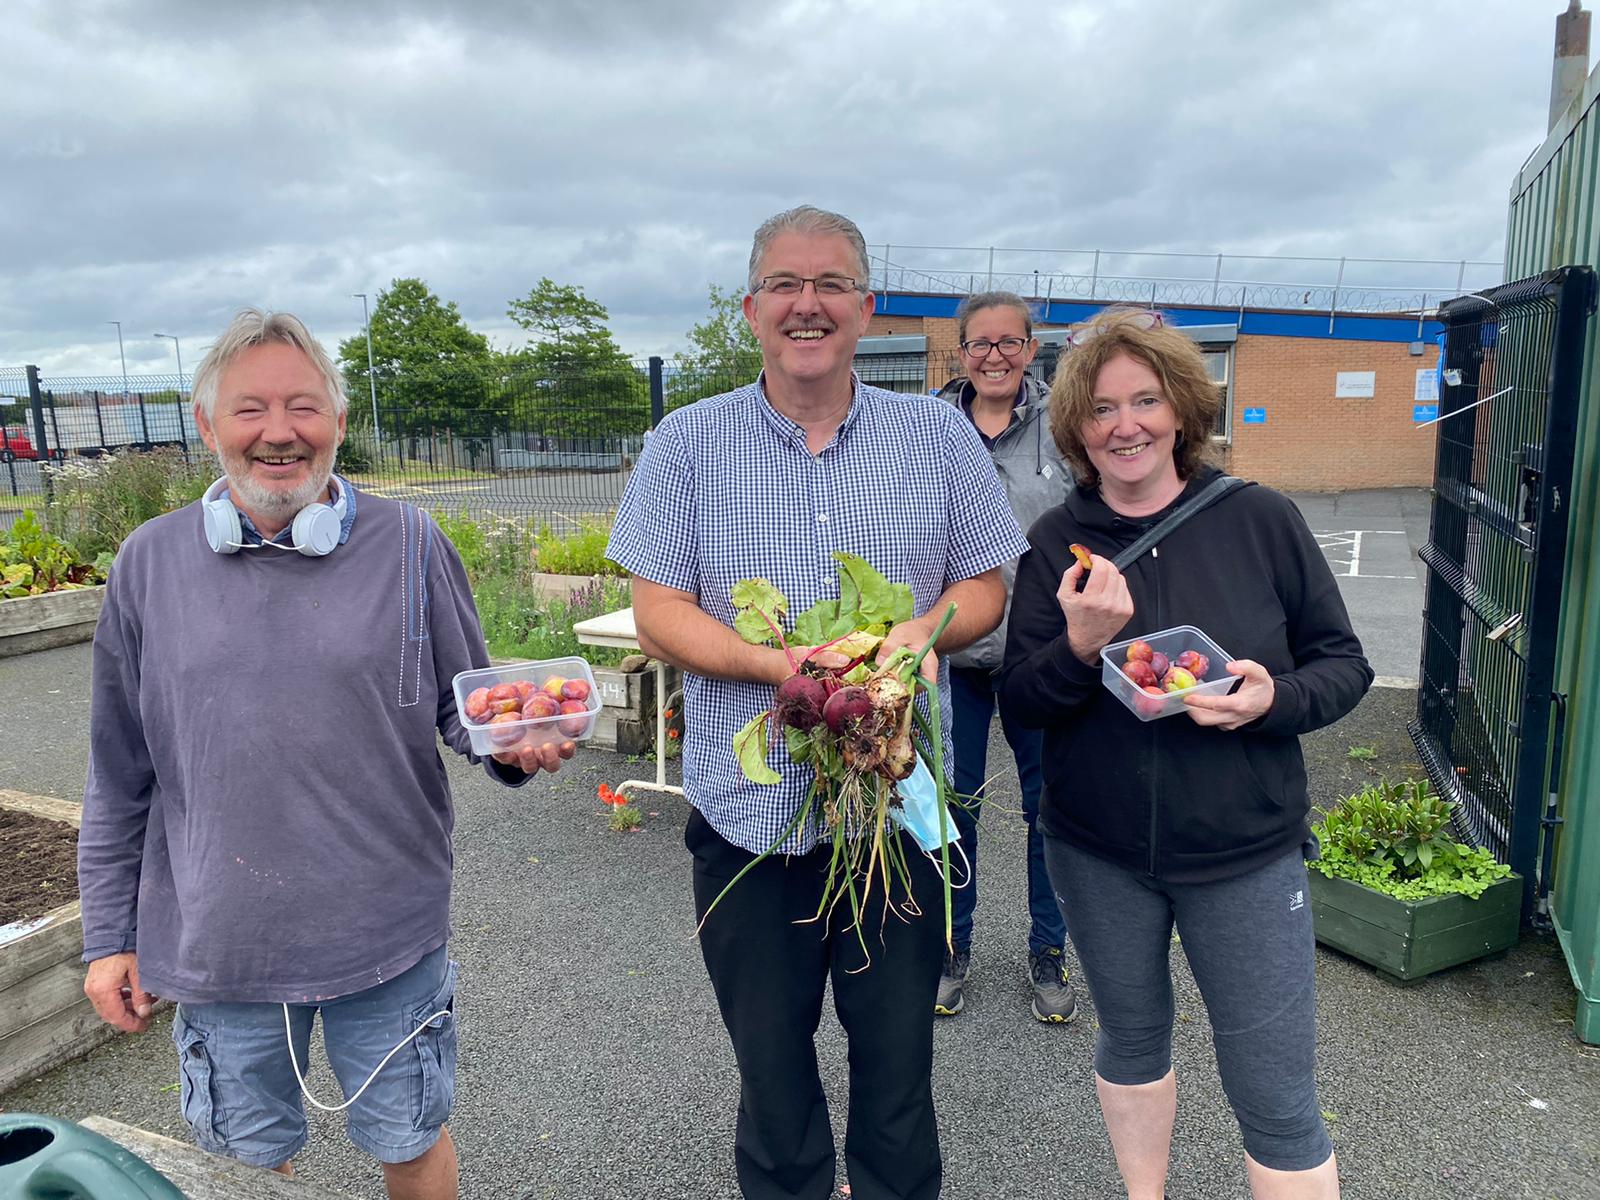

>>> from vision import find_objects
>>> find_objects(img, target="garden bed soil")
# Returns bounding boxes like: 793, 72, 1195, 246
1, 809, 79, 926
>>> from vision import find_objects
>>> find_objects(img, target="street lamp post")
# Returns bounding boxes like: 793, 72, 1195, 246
106, 320, 129, 398
153, 333, 184, 395
354, 293, 382, 462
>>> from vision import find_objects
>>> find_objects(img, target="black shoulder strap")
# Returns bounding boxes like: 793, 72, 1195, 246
1110, 475, 1248, 571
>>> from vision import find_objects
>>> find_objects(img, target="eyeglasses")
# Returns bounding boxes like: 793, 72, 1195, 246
755, 275, 864, 297
959, 337, 1030, 358
1066, 310, 1164, 347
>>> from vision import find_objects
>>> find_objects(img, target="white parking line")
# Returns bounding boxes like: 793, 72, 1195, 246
1313, 530, 1416, 580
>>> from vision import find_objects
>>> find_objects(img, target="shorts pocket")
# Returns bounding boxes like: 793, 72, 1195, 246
409, 959, 459, 1132
172, 1010, 228, 1149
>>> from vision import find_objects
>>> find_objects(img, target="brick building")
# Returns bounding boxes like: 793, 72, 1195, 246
854, 297, 1444, 492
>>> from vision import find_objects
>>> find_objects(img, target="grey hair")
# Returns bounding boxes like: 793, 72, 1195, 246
747, 205, 871, 293
191, 308, 348, 418
955, 291, 1036, 343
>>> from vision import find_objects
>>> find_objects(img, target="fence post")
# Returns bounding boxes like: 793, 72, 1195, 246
648, 356, 664, 428
1328, 256, 1345, 334
136, 391, 151, 444
26, 365, 52, 503
92, 390, 108, 450
1212, 253, 1223, 304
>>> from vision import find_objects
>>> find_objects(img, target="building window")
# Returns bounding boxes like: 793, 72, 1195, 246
853, 353, 927, 394
1202, 345, 1232, 440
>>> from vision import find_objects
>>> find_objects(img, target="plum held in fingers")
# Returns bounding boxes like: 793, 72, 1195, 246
1069, 543, 1094, 571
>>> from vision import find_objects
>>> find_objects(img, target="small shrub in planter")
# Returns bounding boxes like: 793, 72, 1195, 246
1307, 778, 1520, 981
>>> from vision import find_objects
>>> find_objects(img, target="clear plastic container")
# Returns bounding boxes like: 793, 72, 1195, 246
1100, 625, 1238, 722
452, 656, 600, 755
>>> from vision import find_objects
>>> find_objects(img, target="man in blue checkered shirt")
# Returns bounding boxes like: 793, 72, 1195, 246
607, 206, 1029, 1200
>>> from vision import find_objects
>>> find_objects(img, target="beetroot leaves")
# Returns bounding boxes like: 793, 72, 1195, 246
705, 553, 959, 966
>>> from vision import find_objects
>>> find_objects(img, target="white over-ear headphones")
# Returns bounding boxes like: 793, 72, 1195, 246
202, 475, 348, 557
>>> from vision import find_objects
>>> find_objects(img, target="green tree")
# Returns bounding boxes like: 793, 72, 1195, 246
502, 278, 647, 440
669, 283, 762, 408
338, 278, 503, 458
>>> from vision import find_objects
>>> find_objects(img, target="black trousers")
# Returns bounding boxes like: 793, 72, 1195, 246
687, 809, 946, 1200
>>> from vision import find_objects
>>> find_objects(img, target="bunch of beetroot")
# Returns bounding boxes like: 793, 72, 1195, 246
772, 665, 916, 783
703, 554, 959, 963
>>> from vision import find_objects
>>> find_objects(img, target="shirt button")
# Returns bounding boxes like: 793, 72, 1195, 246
823, 577, 836, 588
817, 513, 828, 523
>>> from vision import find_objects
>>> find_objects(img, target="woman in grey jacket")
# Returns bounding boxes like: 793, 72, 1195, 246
934, 291, 1076, 1022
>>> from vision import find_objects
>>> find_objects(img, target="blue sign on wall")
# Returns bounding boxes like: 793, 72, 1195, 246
1242, 407, 1266, 425
1413, 404, 1439, 423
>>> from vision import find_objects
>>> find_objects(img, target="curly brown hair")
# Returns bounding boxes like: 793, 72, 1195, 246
1047, 307, 1219, 487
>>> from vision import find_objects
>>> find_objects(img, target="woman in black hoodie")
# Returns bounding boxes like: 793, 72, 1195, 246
1000, 308, 1370, 1200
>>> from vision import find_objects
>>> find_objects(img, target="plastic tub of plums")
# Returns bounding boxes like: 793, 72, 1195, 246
1100, 625, 1239, 722
453, 656, 601, 755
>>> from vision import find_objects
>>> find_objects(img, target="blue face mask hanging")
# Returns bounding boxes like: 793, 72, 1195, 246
891, 756, 961, 854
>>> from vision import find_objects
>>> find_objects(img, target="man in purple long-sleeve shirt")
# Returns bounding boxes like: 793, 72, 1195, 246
78, 309, 573, 1200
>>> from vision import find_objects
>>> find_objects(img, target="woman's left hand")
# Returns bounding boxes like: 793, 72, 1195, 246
1183, 659, 1275, 730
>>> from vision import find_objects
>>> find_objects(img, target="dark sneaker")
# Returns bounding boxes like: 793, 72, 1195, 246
934, 948, 970, 1016
1029, 946, 1079, 1024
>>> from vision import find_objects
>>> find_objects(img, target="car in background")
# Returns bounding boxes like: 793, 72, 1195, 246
1, 426, 42, 461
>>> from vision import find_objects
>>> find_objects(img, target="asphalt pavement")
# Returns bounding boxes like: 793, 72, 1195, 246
3, 632, 1597, 1199
1288, 489, 1434, 687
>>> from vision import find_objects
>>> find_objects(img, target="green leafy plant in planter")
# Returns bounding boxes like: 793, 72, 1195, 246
1307, 778, 1520, 982
1309, 778, 1512, 900
533, 520, 626, 577
2, 511, 113, 597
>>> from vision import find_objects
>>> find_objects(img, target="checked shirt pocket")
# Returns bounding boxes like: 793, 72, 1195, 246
172, 1010, 228, 1150
409, 959, 460, 1131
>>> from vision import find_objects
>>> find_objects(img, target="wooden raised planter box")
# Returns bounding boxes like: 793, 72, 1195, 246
590, 662, 680, 756
0, 585, 105, 658
1308, 870, 1523, 982
0, 792, 122, 1096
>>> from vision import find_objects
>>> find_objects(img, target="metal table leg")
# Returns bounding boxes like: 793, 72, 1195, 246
615, 659, 684, 801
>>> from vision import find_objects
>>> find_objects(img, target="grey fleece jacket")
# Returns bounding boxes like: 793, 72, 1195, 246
939, 374, 1073, 671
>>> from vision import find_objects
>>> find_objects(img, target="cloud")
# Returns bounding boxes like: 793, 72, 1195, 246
0, 0, 1578, 378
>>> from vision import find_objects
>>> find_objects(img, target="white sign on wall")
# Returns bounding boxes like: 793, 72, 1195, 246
1414, 368, 1439, 403
1335, 371, 1377, 399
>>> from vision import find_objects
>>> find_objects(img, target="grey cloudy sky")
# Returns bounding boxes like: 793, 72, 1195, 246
2, 0, 1584, 381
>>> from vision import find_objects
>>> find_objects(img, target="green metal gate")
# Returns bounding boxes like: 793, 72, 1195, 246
1409, 267, 1595, 917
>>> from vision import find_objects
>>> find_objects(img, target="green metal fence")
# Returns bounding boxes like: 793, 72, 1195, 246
1505, 60, 1600, 1045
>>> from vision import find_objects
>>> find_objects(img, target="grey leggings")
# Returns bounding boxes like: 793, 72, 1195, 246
1042, 836, 1334, 1172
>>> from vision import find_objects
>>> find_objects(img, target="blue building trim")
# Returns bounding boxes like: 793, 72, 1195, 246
874, 292, 1443, 344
